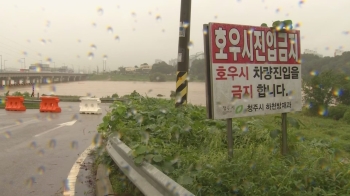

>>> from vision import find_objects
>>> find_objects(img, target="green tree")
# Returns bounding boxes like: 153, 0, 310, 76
334, 72, 350, 105
301, 52, 350, 81
303, 70, 339, 115
12, 91, 23, 96
22, 92, 30, 98
118, 66, 126, 73
151, 61, 174, 75
190, 59, 206, 81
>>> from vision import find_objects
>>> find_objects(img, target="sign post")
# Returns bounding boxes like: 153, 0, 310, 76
281, 112, 288, 155
175, 0, 192, 107
226, 118, 233, 159
203, 22, 302, 158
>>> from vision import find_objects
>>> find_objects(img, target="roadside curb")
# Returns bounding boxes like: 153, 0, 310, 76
96, 164, 114, 196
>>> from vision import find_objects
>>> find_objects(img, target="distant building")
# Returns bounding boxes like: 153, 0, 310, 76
139, 63, 152, 73
125, 67, 136, 72
155, 59, 163, 64
304, 49, 323, 57
334, 49, 344, 57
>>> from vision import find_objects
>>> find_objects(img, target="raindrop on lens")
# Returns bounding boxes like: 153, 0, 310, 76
156, 15, 161, 22
37, 149, 45, 156
63, 179, 70, 191
71, 141, 78, 149
183, 21, 189, 28
25, 177, 35, 187
93, 133, 102, 147
37, 166, 45, 175
131, 108, 137, 114
90, 44, 97, 50
29, 141, 37, 149
203, 28, 208, 35
107, 26, 113, 34
188, 41, 194, 49
88, 52, 94, 60
4, 131, 11, 139
136, 115, 143, 124
97, 7, 103, 16
71, 114, 79, 120
48, 139, 56, 149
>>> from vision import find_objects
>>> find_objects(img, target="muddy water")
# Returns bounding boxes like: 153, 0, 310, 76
2, 81, 208, 106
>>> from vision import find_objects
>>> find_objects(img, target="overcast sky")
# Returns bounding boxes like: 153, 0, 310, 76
0, 0, 349, 71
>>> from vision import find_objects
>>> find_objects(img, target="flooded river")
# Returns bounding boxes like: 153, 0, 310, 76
1, 81, 207, 106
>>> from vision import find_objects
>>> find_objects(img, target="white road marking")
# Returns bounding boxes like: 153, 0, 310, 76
63, 144, 95, 196
34, 120, 77, 137
0, 119, 38, 133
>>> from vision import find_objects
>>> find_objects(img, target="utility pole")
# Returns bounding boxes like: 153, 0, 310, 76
175, 0, 192, 107
103, 60, 106, 72
0, 55, 2, 71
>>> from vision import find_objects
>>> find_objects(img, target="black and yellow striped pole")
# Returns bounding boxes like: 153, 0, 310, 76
176, 0, 191, 107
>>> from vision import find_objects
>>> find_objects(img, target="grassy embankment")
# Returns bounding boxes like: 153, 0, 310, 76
0, 102, 40, 109
87, 73, 175, 81
87, 73, 204, 82
95, 91, 350, 195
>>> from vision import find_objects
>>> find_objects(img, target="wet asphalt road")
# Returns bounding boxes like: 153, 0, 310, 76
0, 102, 110, 196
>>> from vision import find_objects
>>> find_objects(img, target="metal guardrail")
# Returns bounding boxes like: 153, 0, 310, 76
106, 136, 195, 196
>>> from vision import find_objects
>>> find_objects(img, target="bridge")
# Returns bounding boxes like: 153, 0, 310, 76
0, 72, 89, 86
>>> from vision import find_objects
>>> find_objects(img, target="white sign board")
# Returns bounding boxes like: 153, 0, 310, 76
206, 23, 302, 120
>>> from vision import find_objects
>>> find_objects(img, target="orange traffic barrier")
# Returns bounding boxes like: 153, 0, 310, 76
39, 96, 61, 113
5, 96, 26, 111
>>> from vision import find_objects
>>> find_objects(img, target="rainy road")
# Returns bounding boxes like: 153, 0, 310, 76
0, 102, 110, 196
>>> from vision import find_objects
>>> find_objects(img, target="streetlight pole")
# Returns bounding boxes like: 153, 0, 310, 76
175, 0, 192, 107
4, 60, 7, 71
21, 58, 25, 69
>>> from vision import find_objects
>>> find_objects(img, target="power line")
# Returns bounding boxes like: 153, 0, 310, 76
0, 35, 61, 65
